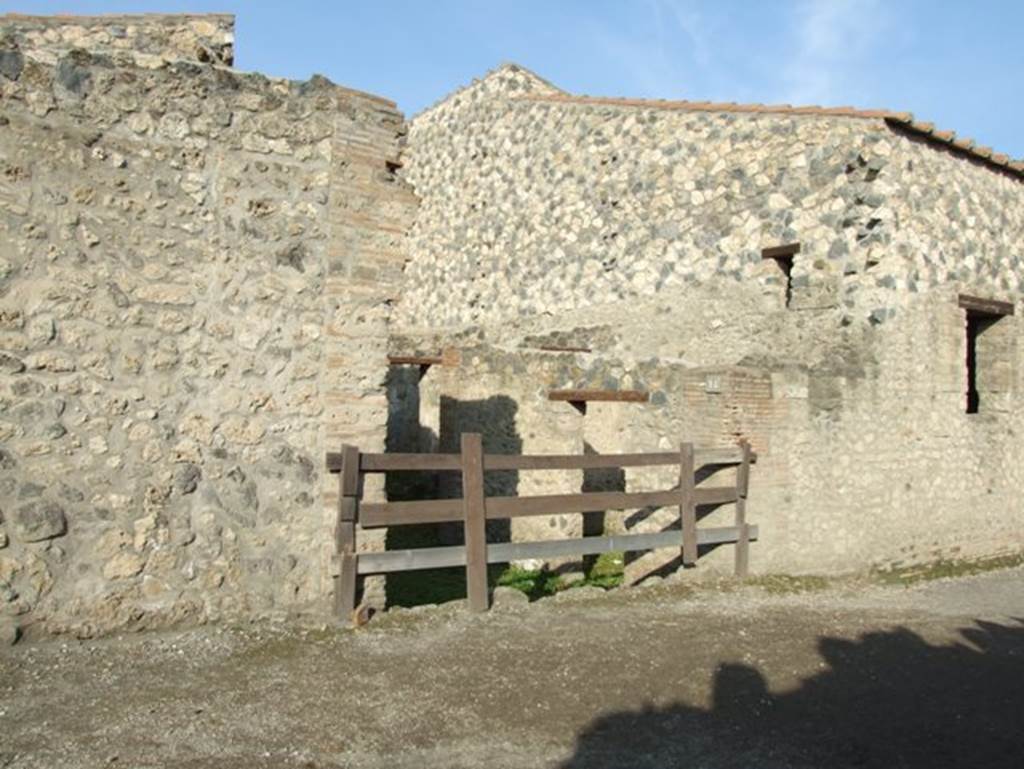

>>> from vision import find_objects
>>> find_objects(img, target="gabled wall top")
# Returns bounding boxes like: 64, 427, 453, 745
412, 62, 563, 124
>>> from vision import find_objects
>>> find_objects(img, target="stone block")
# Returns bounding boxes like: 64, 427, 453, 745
491, 585, 529, 611
0, 618, 19, 646
12, 501, 67, 542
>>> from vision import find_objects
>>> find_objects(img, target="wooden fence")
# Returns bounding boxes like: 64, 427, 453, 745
325, 436, 756, 620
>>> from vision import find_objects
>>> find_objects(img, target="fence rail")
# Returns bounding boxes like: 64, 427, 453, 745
326, 436, 756, 622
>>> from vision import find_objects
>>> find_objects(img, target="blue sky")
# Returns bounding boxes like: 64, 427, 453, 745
8, 1, 1024, 158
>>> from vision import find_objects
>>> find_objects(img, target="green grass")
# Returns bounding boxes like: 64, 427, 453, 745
872, 551, 1024, 586
384, 524, 474, 608
384, 516, 630, 608
385, 531, 1024, 608
495, 550, 625, 599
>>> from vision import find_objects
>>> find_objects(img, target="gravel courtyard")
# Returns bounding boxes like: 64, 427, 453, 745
3, 569, 1023, 769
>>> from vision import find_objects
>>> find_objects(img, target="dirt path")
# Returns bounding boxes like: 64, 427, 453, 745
3, 569, 1024, 768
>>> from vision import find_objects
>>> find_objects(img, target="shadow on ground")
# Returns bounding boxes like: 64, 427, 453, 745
560, 618, 1024, 769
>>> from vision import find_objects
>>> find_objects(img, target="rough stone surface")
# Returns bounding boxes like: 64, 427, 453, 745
491, 584, 529, 610
0, 13, 235, 67
6, 15, 1024, 635
0, 18, 413, 636
11, 501, 66, 542
390, 66, 1024, 582
398, 67, 1024, 331
0, 617, 18, 645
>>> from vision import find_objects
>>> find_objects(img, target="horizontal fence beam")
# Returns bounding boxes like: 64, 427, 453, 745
326, 447, 755, 473
356, 525, 759, 575
359, 486, 738, 528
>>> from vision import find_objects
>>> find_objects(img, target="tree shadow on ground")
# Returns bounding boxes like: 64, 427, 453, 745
560, 618, 1024, 769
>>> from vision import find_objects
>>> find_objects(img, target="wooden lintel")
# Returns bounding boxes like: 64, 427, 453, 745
388, 355, 444, 366
548, 389, 650, 404
958, 294, 1015, 317
762, 242, 801, 259
538, 345, 593, 353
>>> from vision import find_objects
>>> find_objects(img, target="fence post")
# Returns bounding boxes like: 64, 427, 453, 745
461, 432, 489, 612
734, 439, 752, 578
680, 442, 697, 566
334, 443, 360, 621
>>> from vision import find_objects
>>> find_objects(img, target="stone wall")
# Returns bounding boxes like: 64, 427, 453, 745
397, 287, 1024, 578
0, 32, 411, 637
397, 67, 1024, 333
1, 12, 234, 66
393, 67, 1024, 577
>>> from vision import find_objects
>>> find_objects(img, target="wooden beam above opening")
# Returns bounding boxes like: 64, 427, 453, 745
958, 294, 1015, 316
762, 242, 801, 259
548, 389, 650, 403
537, 345, 593, 353
388, 355, 444, 366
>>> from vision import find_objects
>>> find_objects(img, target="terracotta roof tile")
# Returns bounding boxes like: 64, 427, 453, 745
518, 92, 1021, 182
523, 93, 907, 121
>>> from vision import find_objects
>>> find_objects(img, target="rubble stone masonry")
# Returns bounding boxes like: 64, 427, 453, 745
3, 17, 1024, 637
0, 14, 413, 637
393, 66, 1024, 578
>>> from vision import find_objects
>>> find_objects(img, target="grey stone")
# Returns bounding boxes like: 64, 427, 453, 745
828, 240, 849, 260
107, 282, 131, 308
491, 585, 529, 610
0, 353, 26, 375
12, 500, 67, 542
0, 618, 19, 646
56, 54, 93, 97
638, 575, 664, 588
174, 463, 202, 495
0, 48, 21, 81
276, 242, 307, 272
10, 379, 44, 398
205, 467, 259, 528
552, 585, 606, 603
270, 445, 315, 482
0, 449, 15, 472
0, 49, 23, 81
57, 483, 85, 503
43, 423, 67, 440
559, 571, 586, 587
18, 483, 44, 499
0, 529, 7, 549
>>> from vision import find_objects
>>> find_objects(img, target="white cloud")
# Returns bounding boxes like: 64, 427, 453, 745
580, 0, 713, 99
657, 0, 713, 70
781, 0, 893, 106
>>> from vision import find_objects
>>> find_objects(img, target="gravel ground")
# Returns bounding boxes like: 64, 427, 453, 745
2, 568, 1023, 768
